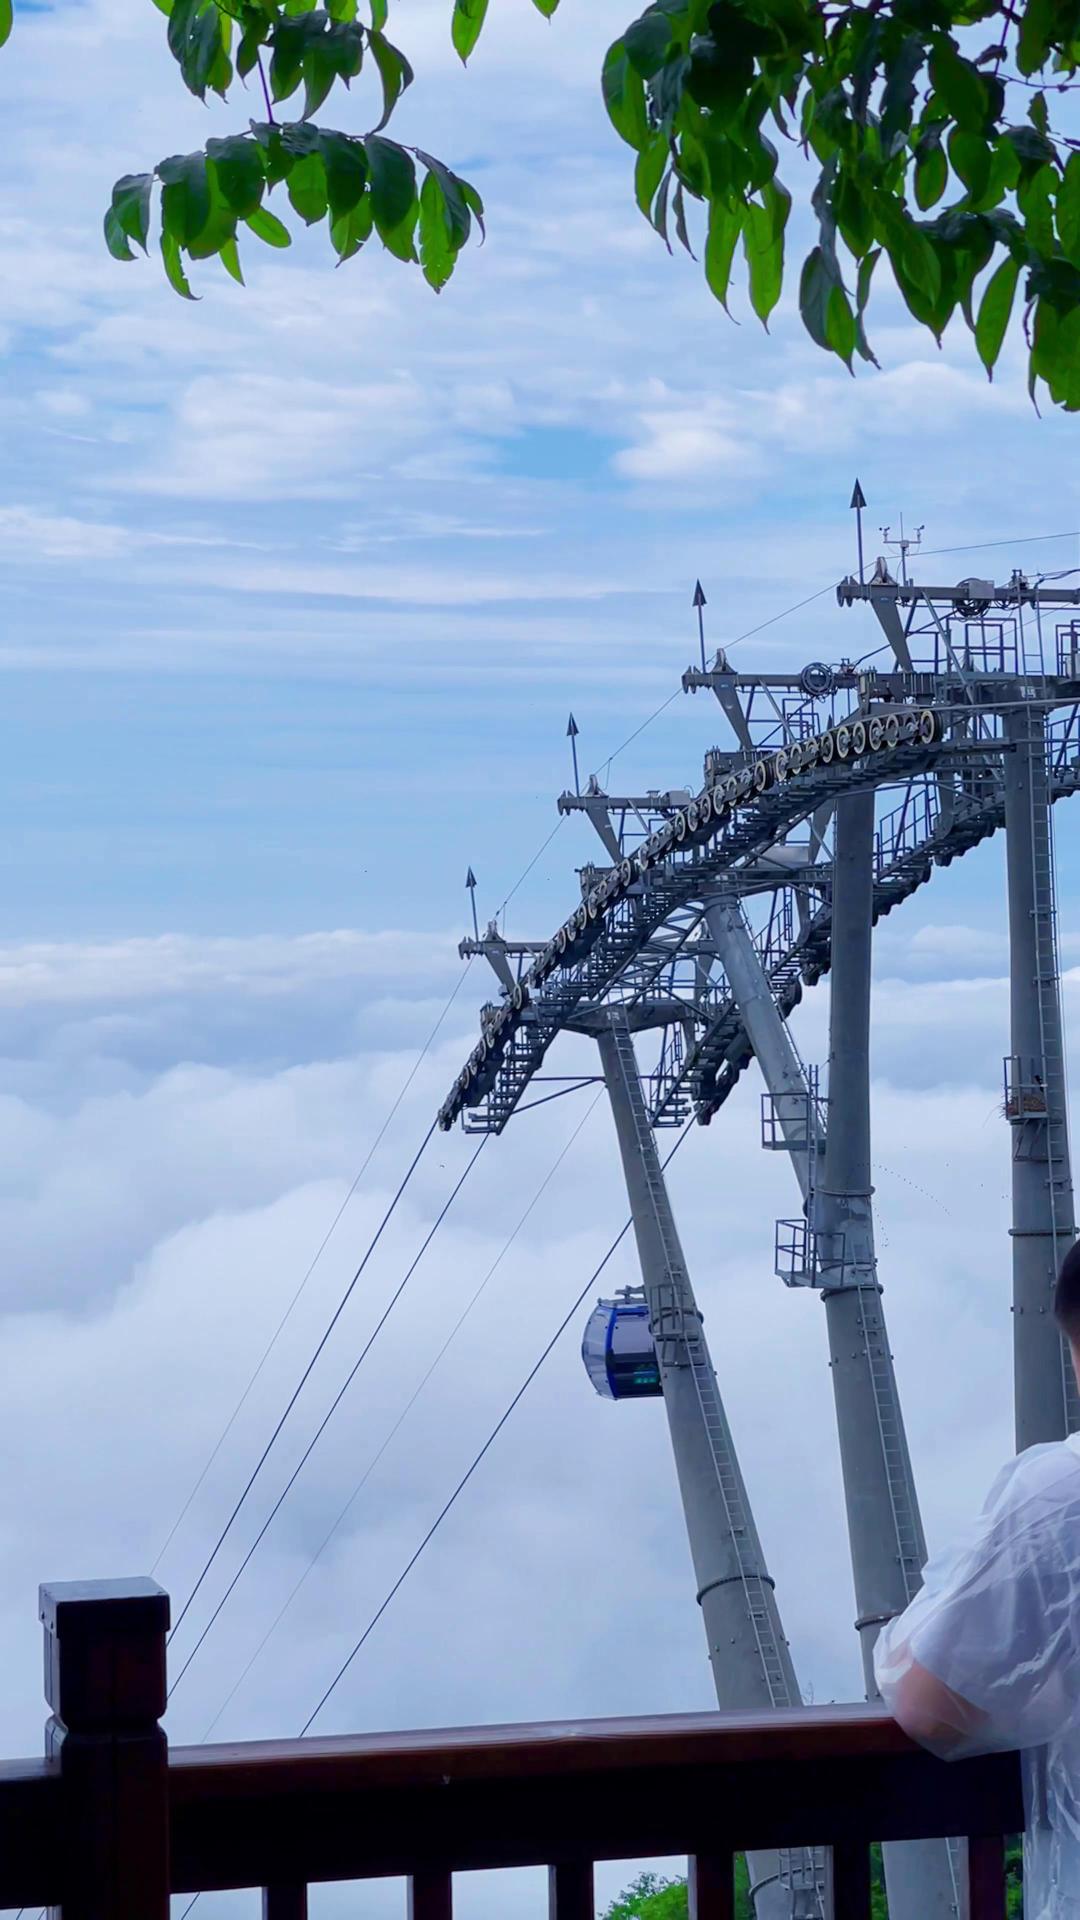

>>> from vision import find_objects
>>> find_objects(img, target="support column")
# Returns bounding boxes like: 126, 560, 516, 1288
1003, 702, 1077, 1450
596, 1015, 812, 1920
815, 791, 958, 1920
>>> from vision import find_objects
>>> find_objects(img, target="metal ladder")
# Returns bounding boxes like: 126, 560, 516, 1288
606, 1013, 825, 1916
1023, 707, 1080, 1433
855, 1286, 924, 1601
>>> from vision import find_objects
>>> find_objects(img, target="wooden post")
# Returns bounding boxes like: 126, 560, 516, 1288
967, 1836, 1007, 1920
408, 1871, 452, 1920
548, 1861, 594, 1920
263, 1890, 308, 1920
688, 1853, 735, 1920
40, 1577, 170, 1920
827, 1841, 872, 1918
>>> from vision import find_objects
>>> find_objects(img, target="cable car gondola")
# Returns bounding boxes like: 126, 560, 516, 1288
581, 1293, 662, 1400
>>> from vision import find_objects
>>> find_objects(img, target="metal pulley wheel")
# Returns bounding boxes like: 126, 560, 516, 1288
868, 717, 884, 751
820, 731, 836, 764
686, 800, 700, 831
774, 748, 789, 782
635, 849, 650, 877
724, 775, 740, 807
674, 811, 688, 841
884, 715, 900, 749
575, 904, 589, 933
850, 720, 867, 756
835, 724, 852, 759
804, 736, 820, 767
619, 858, 634, 886
788, 742, 804, 776
919, 708, 939, 744
800, 661, 835, 697
901, 713, 919, 743
555, 925, 569, 954
587, 892, 601, 920
698, 791, 713, 827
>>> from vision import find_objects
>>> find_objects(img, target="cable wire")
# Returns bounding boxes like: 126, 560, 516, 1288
152, 959, 475, 1574
197, 1091, 606, 1736
169, 1133, 490, 1694
299, 1120, 693, 1736
168, 1118, 438, 1648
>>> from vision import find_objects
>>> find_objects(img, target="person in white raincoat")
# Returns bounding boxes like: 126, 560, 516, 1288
875, 1242, 1080, 1919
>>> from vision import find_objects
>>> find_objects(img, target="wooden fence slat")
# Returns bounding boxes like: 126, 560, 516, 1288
967, 1835, 1007, 1920
409, 1869, 453, 1920
829, 1841, 871, 1919
548, 1861, 594, 1920
688, 1852, 734, 1920
263, 1887, 308, 1920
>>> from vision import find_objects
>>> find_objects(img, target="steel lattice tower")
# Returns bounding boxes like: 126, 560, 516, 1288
437, 559, 1080, 1920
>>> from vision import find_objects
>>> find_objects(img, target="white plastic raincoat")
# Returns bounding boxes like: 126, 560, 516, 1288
875, 1434, 1080, 1920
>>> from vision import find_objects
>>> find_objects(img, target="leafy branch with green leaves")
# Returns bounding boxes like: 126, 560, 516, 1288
588, 0, 1080, 408
104, 0, 491, 296
13, 0, 1080, 407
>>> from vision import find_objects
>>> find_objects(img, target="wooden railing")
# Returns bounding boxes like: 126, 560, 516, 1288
0, 1580, 1023, 1919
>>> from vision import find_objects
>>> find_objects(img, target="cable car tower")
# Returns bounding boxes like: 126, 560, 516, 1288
436, 524, 1080, 1920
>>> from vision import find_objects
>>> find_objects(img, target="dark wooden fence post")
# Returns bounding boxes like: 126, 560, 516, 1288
41, 1577, 170, 1920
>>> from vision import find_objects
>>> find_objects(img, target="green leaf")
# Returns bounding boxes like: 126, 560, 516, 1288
104, 173, 154, 261
532, 0, 559, 14
948, 128, 991, 203
369, 30, 414, 130
602, 39, 649, 149
914, 131, 947, 212
704, 198, 742, 311
419, 169, 457, 290
671, 179, 694, 257
799, 243, 845, 354
0, 0, 12, 51
319, 131, 367, 219
635, 134, 668, 217
1017, 0, 1055, 78
416, 150, 473, 245
364, 133, 418, 259
331, 192, 375, 260
1059, 152, 1080, 267
370, 0, 387, 25
269, 17, 305, 100
1018, 161, 1056, 256
158, 150, 212, 246
880, 33, 924, 154
244, 204, 292, 247
452, 0, 488, 61
975, 253, 1019, 377
855, 246, 880, 365
167, 0, 230, 100
220, 234, 245, 284
161, 228, 197, 299
742, 176, 789, 325
929, 41, 989, 134
206, 135, 266, 217
286, 150, 328, 224
624, 10, 673, 79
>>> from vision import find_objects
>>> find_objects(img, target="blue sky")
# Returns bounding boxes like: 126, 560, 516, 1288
1, 10, 1080, 1916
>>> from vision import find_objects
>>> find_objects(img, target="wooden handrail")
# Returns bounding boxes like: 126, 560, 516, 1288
0, 1579, 1024, 1919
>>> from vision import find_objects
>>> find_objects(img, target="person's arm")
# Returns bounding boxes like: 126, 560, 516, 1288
889, 1652, 987, 1755
875, 1451, 1080, 1761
